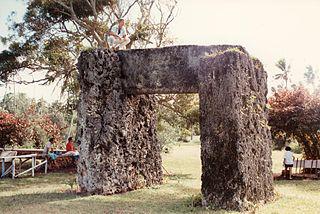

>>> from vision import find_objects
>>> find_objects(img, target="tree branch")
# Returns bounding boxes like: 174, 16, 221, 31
122, 0, 139, 17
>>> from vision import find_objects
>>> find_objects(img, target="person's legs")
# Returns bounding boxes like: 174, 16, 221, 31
289, 167, 292, 179
285, 166, 289, 179
107, 36, 117, 49
117, 37, 131, 50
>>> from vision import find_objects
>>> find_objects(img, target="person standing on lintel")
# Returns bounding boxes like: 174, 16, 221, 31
107, 18, 130, 50
283, 146, 294, 180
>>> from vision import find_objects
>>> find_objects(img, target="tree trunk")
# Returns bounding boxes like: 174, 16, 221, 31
191, 125, 194, 141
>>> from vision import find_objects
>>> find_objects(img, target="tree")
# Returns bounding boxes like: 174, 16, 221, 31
274, 58, 291, 89
304, 65, 320, 93
0, 1, 202, 148
157, 94, 199, 142
0, 0, 177, 87
0, 0, 178, 122
0, 92, 31, 115
24, 103, 65, 148
268, 87, 320, 159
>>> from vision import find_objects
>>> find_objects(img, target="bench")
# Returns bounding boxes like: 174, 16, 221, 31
0, 151, 17, 162
293, 159, 320, 176
0, 153, 48, 179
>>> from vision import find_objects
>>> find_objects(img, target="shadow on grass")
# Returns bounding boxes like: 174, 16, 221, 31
274, 179, 320, 192
0, 192, 78, 208
164, 173, 193, 181
0, 183, 211, 214
0, 172, 75, 192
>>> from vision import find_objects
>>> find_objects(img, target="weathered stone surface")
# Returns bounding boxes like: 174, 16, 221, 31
76, 45, 274, 211
199, 50, 274, 211
77, 49, 162, 194
118, 45, 245, 94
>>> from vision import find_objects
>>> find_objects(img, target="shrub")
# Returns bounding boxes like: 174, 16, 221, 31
289, 140, 302, 154
178, 128, 191, 142
269, 87, 320, 159
188, 193, 203, 207
0, 111, 28, 148
157, 120, 179, 152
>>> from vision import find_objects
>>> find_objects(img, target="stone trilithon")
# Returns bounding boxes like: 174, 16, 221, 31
76, 45, 274, 211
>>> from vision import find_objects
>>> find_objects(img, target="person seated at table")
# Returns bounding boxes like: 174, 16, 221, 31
61, 137, 79, 159
66, 137, 75, 152
43, 138, 54, 155
43, 138, 58, 160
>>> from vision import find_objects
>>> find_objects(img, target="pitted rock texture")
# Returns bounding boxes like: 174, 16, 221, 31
77, 49, 162, 194
77, 45, 274, 211
199, 50, 274, 211
118, 45, 246, 94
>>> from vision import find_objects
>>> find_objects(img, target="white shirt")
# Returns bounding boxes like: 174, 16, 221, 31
111, 25, 127, 37
284, 151, 294, 164
43, 142, 52, 154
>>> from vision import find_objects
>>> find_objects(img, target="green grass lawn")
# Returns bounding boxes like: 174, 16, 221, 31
1, 140, 320, 214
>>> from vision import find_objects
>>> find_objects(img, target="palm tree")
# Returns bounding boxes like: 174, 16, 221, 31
275, 58, 291, 89
304, 65, 319, 91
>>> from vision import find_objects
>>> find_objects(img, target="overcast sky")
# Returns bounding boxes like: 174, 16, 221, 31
1, 0, 319, 102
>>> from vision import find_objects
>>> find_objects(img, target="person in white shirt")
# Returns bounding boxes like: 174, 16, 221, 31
283, 146, 294, 179
107, 19, 130, 50
43, 138, 54, 155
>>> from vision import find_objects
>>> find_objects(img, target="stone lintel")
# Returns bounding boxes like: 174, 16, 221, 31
118, 45, 246, 94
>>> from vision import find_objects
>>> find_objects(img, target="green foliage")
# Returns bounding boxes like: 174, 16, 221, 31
157, 94, 199, 144
29, 0, 113, 21
188, 193, 203, 207
65, 177, 77, 191
289, 140, 302, 154
304, 65, 320, 94
0, 45, 31, 82
274, 58, 291, 89
205, 46, 246, 58
179, 128, 191, 142
304, 65, 318, 85
157, 120, 179, 151
0, 93, 30, 116
0, 0, 178, 115
0, 0, 177, 87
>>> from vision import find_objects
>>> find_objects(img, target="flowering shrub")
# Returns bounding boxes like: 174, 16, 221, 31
268, 87, 320, 159
0, 111, 28, 148
0, 107, 64, 149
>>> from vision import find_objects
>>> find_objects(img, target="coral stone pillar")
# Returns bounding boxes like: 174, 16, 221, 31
199, 50, 274, 211
76, 49, 162, 194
